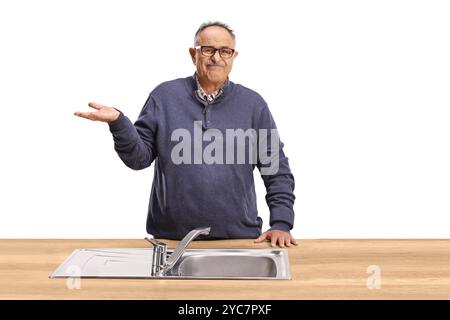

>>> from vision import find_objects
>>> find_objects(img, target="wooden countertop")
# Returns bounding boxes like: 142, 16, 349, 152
1, 239, 449, 299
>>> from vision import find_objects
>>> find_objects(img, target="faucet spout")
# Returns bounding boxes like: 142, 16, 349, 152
164, 227, 211, 273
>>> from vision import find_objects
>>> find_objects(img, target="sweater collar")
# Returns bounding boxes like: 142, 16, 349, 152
189, 73, 233, 104
195, 73, 224, 104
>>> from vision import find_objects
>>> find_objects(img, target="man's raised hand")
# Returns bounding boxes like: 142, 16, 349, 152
74, 102, 120, 123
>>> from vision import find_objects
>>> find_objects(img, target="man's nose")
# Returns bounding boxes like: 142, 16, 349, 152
211, 50, 222, 62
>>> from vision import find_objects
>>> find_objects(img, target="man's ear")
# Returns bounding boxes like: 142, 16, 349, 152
189, 47, 197, 65
233, 51, 239, 59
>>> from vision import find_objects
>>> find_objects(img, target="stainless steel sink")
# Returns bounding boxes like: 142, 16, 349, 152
50, 248, 291, 280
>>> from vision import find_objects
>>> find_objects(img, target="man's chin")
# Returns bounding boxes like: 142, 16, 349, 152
206, 72, 226, 83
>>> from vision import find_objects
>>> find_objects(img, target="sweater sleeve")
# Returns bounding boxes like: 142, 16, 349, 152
108, 94, 158, 170
256, 104, 296, 231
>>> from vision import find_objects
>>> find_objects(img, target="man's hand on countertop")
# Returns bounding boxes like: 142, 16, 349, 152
254, 230, 298, 248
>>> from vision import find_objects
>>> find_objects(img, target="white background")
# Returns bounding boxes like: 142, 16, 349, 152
0, 0, 449, 238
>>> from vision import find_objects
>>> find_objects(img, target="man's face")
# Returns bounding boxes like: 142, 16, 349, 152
189, 26, 238, 86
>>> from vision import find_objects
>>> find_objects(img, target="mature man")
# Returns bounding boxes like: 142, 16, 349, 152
75, 22, 297, 248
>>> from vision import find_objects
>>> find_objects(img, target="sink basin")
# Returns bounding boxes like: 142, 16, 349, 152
166, 249, 287, 279
50, 248, 291, 280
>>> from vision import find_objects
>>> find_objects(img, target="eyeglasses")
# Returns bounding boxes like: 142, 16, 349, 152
195, 45, 236, 59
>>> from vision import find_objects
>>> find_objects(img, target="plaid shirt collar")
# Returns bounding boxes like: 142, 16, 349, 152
194, 73, 227, 104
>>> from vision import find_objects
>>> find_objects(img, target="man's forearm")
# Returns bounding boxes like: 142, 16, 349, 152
263, 151, 296, 231
108, 111, 155, 170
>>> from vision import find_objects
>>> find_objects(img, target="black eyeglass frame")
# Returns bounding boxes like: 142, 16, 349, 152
194, 45, 236, 58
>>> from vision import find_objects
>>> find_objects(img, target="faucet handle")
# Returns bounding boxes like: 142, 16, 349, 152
145, 237, 167, 276
145, 237, 166, 248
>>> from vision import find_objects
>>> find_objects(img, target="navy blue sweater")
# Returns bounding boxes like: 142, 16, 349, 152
108, 75, 295, 240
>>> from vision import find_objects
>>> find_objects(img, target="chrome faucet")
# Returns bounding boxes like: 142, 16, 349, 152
145, 227, 211, 276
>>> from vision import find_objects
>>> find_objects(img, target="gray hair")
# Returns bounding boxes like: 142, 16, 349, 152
194, 21, 236, 46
